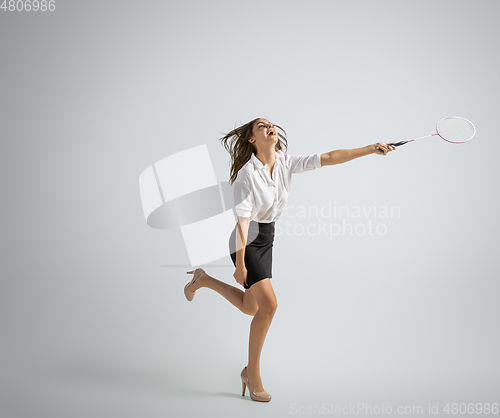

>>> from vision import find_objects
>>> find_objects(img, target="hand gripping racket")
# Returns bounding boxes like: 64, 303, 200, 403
392, 116, 476, 147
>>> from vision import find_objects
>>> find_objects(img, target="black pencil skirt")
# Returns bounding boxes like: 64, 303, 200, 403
229, 220, 275, 289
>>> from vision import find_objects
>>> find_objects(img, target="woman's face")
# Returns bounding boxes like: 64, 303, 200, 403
249, 119, 278, 150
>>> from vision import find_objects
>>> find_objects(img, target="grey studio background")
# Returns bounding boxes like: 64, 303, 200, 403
1, 1, 499, 417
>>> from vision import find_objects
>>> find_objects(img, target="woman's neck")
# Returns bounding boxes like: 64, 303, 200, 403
255, 148, 276, 168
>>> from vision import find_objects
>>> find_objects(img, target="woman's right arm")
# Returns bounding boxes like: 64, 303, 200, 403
233, 216, 250, 287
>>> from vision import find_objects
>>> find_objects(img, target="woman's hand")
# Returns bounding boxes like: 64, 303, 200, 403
374, 142, 396, 156
233, 266, 248, 288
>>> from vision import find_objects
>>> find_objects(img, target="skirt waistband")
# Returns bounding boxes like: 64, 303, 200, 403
250, 220, 275, 225
249, 220, 275, 229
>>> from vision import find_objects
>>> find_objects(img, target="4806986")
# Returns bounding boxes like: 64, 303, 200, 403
443, 403, 499, 415
1, 0, 55, 11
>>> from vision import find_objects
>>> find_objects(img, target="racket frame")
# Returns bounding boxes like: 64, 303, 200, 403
392, 116, 475, 147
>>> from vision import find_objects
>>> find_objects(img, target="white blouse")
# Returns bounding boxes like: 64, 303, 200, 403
233, 149, 322, 223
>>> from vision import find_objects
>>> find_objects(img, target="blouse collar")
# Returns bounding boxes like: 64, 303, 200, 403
250, 149, 284, 170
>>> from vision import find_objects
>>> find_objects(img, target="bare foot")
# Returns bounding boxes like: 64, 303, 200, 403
246, 366, 264, 393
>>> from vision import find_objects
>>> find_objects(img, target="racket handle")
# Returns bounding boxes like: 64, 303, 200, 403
392, 141, 408, 147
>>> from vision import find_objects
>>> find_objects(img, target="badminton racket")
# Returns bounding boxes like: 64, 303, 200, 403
391, 116, 476, 147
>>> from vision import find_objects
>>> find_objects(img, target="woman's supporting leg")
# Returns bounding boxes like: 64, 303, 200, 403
190, 269, 258, 316
246, 278, 277, 393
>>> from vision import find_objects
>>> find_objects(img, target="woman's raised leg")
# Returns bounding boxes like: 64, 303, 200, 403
188, 268, 258, 316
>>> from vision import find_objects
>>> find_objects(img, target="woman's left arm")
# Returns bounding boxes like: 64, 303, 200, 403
320, 142, 396, 167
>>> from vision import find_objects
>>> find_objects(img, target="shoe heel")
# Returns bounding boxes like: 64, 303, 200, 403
242, 381, 246, 396
240, 366, 271, 402
184, 270, 197, 301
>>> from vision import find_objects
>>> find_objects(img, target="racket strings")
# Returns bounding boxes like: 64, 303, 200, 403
437, 117, 475, 143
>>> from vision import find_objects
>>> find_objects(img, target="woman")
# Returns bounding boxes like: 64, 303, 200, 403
184, 118, 396, 402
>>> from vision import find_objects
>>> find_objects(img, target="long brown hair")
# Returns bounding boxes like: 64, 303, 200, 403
218, 118, 288, 184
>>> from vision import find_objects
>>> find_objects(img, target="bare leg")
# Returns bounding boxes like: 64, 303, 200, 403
190, 269, 258, 316
246, 278, 277, 393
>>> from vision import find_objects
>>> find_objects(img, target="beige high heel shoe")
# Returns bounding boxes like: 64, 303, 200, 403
184, 268, 204, 301
240, 366, 271, 402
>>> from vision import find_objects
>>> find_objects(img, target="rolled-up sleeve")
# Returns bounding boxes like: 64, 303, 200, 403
289, 152, 322, 174
233, 180, 254, 218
